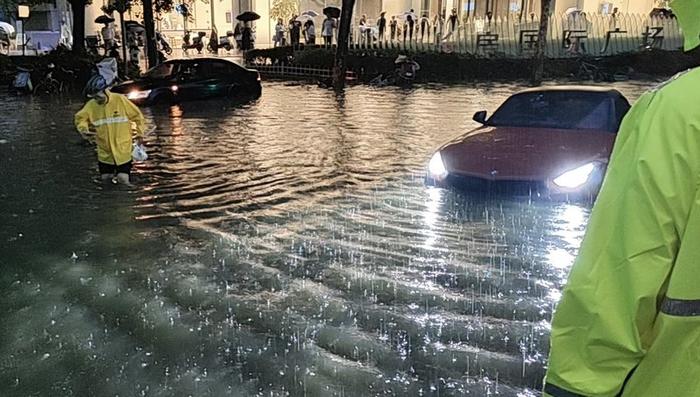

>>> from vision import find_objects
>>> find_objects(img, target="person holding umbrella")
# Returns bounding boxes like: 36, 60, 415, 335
321, 15, 334, 47
0, 22, 16, 54
236, 11, 260, 51
96, 15, 116, 52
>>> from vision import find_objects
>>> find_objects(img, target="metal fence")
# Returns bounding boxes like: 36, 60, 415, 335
345, 13, 682, 58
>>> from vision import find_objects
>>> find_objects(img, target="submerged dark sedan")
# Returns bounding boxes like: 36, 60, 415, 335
427, 86, 631, 199
111, 58, 261, 105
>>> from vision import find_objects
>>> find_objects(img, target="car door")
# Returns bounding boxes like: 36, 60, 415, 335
200, 60, 235, 98
175, 61, 207, 101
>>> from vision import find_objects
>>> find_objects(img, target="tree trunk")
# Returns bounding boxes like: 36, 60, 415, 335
531, 0, 552, 85
120, 12, 128, 74
332, 0, 355, 90
142, 0, 157, 68
69, 0, 86, 53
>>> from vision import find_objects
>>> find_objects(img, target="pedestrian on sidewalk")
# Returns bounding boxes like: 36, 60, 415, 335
390, 16, 398, 41
377, 11, 387, 42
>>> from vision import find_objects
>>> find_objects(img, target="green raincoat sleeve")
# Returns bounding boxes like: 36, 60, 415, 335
544, 70, 700, 397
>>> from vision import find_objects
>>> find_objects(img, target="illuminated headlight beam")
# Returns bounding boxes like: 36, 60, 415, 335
127, 89, 152, 100
552, 162, 596, 189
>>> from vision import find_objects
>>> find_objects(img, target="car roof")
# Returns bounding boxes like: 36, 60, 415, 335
166, 58, 248, 69
515, 85, 625, 97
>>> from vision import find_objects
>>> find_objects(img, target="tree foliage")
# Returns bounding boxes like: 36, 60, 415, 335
270, 0, 298, 22
101, 0, 175, 16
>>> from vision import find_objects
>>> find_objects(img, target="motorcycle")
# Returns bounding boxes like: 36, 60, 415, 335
182, 31, 205, 54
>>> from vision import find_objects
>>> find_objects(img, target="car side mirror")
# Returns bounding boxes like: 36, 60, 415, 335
473, 111, 487, 124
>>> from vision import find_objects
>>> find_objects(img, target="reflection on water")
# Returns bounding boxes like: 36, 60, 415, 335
0, 80, 653, 396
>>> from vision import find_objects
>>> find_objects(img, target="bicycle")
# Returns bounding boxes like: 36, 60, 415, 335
575, 57, 606, 82
33, 64, 75, 95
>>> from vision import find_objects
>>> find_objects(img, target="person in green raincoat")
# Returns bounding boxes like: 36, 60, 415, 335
544, 1, 700, 396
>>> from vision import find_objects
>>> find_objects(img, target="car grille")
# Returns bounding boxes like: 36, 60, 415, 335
445, 174, 548, 197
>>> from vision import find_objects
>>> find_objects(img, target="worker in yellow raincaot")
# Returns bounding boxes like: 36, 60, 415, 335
544, 0, 700, 395
75, 76, 145, 186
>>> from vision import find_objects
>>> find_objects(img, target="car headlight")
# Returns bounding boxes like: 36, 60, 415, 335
127, 89, 152, 100
552, 162, 596, 189
428, 151, 448, 179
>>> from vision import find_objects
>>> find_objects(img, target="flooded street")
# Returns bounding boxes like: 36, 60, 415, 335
0, 81, 653, 396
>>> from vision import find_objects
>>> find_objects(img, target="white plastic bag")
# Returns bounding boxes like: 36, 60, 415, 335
96, 57, 119, 86
132, 142, 148, 162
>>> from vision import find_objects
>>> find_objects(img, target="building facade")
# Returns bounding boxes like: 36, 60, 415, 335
3, 0, 662, 53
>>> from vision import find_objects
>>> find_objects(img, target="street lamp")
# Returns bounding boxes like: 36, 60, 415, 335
17, 4, 30, 56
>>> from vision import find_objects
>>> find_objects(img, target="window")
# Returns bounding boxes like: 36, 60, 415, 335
200, 61, 233, 78
488, 91, 621, 131
24, 11, 51, 31
226, 12, 231, 23
146, 62, 178, 79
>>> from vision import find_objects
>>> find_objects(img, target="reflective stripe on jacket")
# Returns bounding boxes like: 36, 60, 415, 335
544, 67, 700, 396
74, 90, 145, 165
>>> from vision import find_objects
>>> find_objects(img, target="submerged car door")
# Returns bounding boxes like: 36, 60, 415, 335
176, 61, 206, 100
198, 60, 234, 98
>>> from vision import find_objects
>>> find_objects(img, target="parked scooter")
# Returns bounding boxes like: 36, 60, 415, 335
156, 31, 172, 55
394, 55, 420, 85
182, 31, 205, 54
369, 55, 421, 87
219, 31, 235, 51
10, 67, 33, 95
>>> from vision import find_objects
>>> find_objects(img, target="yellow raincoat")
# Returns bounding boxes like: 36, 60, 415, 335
544, 1, 700, 395
74, 90, 145, 165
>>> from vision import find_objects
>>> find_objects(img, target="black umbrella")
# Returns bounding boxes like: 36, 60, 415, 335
95, 15, 115, 24
236, 11, 260, 22
125, 20, 146, 32
323, 6, 340, 18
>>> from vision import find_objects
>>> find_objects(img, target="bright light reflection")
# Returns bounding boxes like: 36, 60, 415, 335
545, 204, 589, 295
421, 187, 443, 250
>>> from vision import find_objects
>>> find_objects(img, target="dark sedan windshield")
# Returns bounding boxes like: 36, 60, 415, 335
144, 62, 179, 79
488, 91, 620, 131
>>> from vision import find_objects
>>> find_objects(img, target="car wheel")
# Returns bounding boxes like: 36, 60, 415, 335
150, 92, 173, 106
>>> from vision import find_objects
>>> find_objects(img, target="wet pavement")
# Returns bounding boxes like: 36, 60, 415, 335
0, 80, 654, 396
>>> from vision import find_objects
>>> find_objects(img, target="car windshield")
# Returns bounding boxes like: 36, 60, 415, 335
488, 91, 617, 131
145, 62, 178, 79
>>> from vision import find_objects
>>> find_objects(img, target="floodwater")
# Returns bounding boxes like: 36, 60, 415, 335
0, 80, 653, 396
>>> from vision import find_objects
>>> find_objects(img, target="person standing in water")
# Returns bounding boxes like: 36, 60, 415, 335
75, 77, 145, 186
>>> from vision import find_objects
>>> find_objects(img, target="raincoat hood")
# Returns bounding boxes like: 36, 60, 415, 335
671, 0, 700, 50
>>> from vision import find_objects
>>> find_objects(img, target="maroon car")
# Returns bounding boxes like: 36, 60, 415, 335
427, 86, 631, 198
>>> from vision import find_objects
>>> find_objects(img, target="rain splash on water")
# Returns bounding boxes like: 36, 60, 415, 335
0, 80, 653, 396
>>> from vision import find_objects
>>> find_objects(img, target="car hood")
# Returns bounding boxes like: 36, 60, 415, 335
440, 126, 615, 180
111, 79, 161, 94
